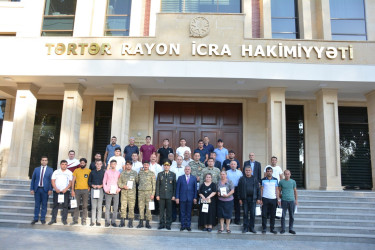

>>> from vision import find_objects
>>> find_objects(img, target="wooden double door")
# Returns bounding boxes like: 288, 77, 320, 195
153, 101, 243, 164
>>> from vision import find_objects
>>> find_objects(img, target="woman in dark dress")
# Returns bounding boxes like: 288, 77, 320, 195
198, 173, 217, 232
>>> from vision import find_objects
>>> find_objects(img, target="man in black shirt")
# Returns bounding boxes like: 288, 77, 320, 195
89, 153, 102, 171
157, 139, 174, 165
222, 150, 241, 171
88, 160, 105, 226
238, 166, 261, 234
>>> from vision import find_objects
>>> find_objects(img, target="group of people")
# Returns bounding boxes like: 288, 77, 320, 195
30, 135, 298, 234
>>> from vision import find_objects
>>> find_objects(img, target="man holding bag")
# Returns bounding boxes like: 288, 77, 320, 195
88, 160, 105, 226
103, 159, 121, 227
137, 161, 156, 229
279, 169, 298, 234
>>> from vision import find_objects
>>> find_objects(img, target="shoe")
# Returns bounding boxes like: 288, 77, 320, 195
31, 220, 38, 225
203, 228, 208, 232
145, 220, 151, 229
280, 230, 285, 234
90, 223, 95, 226
48, 220, 56, 225
242, 228, 248, 233
137, 220, 144, 228
128, 219, 133, 228
70, 221, 78, 226
82, 221, 86, 226
180, 227, 185, 231
249, 229, 257, 234
111, 223, 117, 227
119, 218, 125, 227
234, 221, 241, 225
158, 225, 165, 230
105, 222, 110, 227
262, 230, 266, 234
187, 227, 192, 232
62, 221, 67, 225
166, 225, 171, 230
41, 220, 46, 225
270, 230, 277, 234
207, 228, 212, 232
289, 230, 296, 235
96, 222, 101, 226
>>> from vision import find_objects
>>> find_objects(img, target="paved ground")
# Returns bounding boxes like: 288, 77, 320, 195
0, 227, 373, 250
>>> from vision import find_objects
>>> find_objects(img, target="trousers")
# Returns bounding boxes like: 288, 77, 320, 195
91, 188, 104, 223
105, 193, 119, 224
33, 187, 49, 221
73, 189, 89, 223
281, 200, 295, 231
51, 191, 70, 222
262, 197, 277, 230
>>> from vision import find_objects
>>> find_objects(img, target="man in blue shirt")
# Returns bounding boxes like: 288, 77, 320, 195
104, 136, 121, 167
261, 167, 280, 234
203, 136, 214, 154
193, 139, 209, 164
214, 139, 228, 165
226, 160, 243, 224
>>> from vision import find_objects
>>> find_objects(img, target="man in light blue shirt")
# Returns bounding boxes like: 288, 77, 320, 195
104, 136, 121, 167
226, 160, 243, 224
214, 139, 228, 166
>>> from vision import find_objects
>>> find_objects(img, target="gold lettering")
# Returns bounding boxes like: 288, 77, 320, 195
67, 43, 78, 55
78, 43, 88, 55
349, 45, 354, 60
88, 43, 100, 55
55, 43, 66, 55
45, 43, 55, 55
100, 43, 112, 55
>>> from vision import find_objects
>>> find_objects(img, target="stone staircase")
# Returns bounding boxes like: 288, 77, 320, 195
0, 179, 375, 243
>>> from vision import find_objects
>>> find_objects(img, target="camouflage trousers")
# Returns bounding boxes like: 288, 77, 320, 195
138, 190, 153, 221
120, 189, 136, 219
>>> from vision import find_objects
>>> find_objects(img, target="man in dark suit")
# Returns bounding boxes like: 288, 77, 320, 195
30, 156, 53, 225
175, 165, 197, 231
243, 152, 262, 182
156, 160, 176, 230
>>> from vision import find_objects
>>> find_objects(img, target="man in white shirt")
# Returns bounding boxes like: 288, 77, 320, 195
168, 153, 177, 168
171, 155, 185, 222
182, 150, 192, 167
131, 152, 143, 173
176, 138, 191, 157
263, 156, 283, 181
48, 160, 73, 225
66, 150, 80, 173
149, 154, 163, 177
108, 147, 125, 172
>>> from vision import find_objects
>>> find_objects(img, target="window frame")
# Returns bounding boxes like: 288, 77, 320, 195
104, 0, 132, 37
161, 0, 242, 14
271, 0, 299, 39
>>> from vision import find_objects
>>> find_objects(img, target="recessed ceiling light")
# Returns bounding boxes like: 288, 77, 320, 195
319, 83, 327, 87
3, 77, 13, 81
78, 78, 87, 82
156, 79, 165, 84
236, 80, 245, 85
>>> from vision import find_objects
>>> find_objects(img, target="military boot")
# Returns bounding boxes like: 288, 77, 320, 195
119, 218, 125, 227
128, 219, 133, 228
145, 220, 151, 229
137, 219, 144, 228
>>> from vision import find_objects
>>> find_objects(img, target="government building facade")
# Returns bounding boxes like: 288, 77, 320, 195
0, 0, 374, 191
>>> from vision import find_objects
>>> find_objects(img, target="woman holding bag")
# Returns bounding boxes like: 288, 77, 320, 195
217, 170, 235, 233
198, 173, 217, 232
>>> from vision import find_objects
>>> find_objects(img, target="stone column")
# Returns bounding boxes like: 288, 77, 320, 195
315, 0, 332, 40
365, 90, 375, 190
298, 0, 313, 39
111, 84, 132, 150
260, 0, 272, 38
365, 0, 375, 41
73, 0, 95, 37
5, 83, 39, 179
242, 0, 253, 38
267, 87, 286, 170
0, 98, 15, 178
57, 83, 85, 166
315, 89, 342, 190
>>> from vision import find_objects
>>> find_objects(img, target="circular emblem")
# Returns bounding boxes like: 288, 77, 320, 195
190, 17, 209, 38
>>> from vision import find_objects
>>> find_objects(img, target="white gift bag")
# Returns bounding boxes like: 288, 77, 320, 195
58, 194, 64, 203
294, 205, 298, 214
202, 203, 209, 213
149, 201, 155, 210
110, 185, 117, 194
93, 189, 100, 199
70, 198, 77, 208
127, 180, 133, 189
276, 207, 283, 217
220, 187, 227, 196
255, 206, 262, 216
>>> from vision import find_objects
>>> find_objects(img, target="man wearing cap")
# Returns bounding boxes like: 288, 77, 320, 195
124, 137, 139, 162
156, 160, 176, 230
137, 161, 156, 229
214, 139, 229, 166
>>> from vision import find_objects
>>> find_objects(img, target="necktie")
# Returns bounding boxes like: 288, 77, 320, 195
187, 175, 190, 184
39, 167, 45, 187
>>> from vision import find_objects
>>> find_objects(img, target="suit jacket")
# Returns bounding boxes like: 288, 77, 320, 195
243, 160, 262, 183
30, 166, 53, 193
155, 171, 176, 199
176, 175, 197, 202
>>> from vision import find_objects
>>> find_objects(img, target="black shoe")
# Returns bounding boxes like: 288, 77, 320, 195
128, 219, 133, 228
242, 228, 248, 233
202, 228, 208, 232
207, 228, 212, 232
41, 220, 46, 225
234, 221, 241, 225
166, 225, 171, 230
90, 223, 95, 226
105, 222, 110, 227
119, 219, 125, 227
280, 230, 285, 234
158, 225, 165, 230
62, 221, 68, 225
145, 220, 151, 229
180, 227, 185, 231
96, 222, 101, 226
270, 230, 277, 234
82, 221, 86, 226
70, 221, 78, 226
249, 229, 257, 234
137, 220, 144, 228
48, 220, 56, 225
31, 220, 38, 225
111, 223, 117, 227
262, 230, 266, 234
289, 230, 296, 234
186, 227, 192, 232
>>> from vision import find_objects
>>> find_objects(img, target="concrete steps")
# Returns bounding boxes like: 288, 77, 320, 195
1, 179, 375, 243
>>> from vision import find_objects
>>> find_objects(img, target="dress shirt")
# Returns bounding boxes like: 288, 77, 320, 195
182, 159, 192, 167
171, 165, 185, 180
88, 168, 105, 186
226, 169, 243, 187
103, 169, 121, 193
132, 161, 143, 173
39, 166, 46, 187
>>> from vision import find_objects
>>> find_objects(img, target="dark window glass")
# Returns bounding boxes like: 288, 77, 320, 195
0, 100, 6, 144
162, 0, 241, 13
105, 0, 132, 36
330, 0, 367, 41
271, 0, 299, 39
41, 0, 77, 36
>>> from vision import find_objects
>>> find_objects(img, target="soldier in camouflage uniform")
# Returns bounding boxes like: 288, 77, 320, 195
189, 152, 206, 186
118, 160, 138, 228
137, 161, 156, 229
202, 158, 221, 184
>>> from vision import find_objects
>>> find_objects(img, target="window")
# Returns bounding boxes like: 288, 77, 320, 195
330, 0, 367, 41
271, 0, 299, 39
105, 0, 132, 36
161, 0, 241, 13
41, 0, 77, 36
